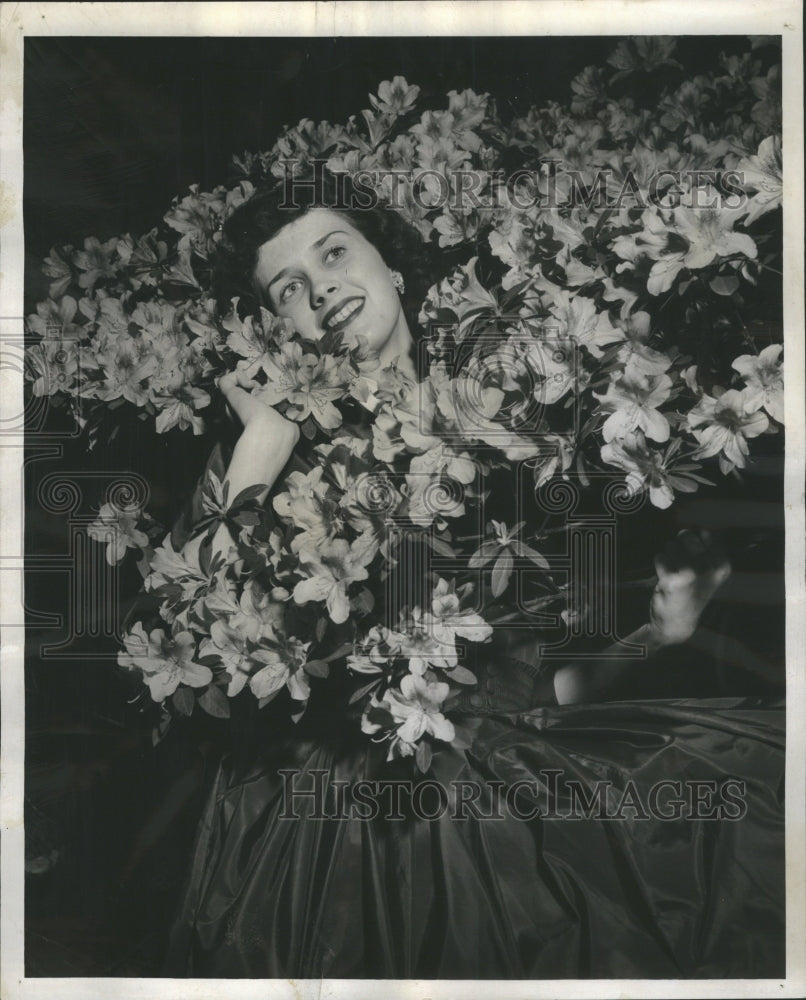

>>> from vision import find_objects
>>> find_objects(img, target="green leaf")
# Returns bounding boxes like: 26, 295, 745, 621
446, 665, 478, 686
349, 678, 382, 705
450, 718, 482, 750
303, 658, 330, 678
515, 542, 550, 570
258, 689, 282, 709
198, 536, 213, 576
135, 544, 155, 580
491, 551, 514, 598
323, 641, 354, 663
232, 510, 261, 527
198, 685, 231, 718
172, 687, 195, 716
350, 588, 375, 615
709, 275, 740, 297
152, 707, 171, 746
427, 535, 458, 558
415, 740, 433, 774
469, 541, 499, 568
230, 483, 269, 507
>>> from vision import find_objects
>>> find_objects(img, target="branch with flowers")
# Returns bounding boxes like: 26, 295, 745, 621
30, 36, 784, 766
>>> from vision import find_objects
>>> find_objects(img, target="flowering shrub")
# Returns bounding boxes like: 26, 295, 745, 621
30, 38, 783, 766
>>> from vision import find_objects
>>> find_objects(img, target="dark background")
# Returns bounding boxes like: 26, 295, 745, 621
23, 34, 761, 300
23, 35, 784, 977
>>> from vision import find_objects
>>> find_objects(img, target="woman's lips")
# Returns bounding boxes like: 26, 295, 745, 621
324, 297, 365, 332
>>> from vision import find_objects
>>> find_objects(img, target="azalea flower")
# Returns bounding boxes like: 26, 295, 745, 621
222, 305, 295, 364
339, 469, 403, 534
433, 206, 483, 248
396, 619, 457, 674
670, 199, 757, 270
377, 134, 417, 172
405, 445, 476, 526
94, 337, 160, 407
658, 77, 711, 132
26, 296, 84, 342
424, 577, 493, 647
249, 637, 311, 703
27, 338, 80, 397
385, 673, 455, 748
370, 76, 420, 116
273, 466, 329, 533
231, 579, 286, 642
612, 311, 674, 380
427, 365, 541, 462
72, 236, 119, 291
164, 184, 226, 246
145, 534, 212, 624
87, 502, 149, 565
533, 432, 576, 489
595, 371, 673, 443
601, 433, 707, 509
487, 204, 540, 271
447, 88, 488, 132
654, 199, 757, 296
607, 36, 681, 79
570, 65, 608, 114
117, 228, 169, 288
199, 620, 253, 696
750, 64, 781, 135
257, 344, 350, 429
419, 257, 498, 344
737, 135, 782, 226
182, 296, 223, 352
118, 623, 211, 702
687, 388, 770, 473
293, 532, 378, 624
732, 344, 784, 424
42, 245, 75, 299
153, 383, 210, 435
514, 334, 576, 405
545, 288, 624, 358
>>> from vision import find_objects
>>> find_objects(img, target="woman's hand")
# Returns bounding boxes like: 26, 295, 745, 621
186, 365, 301, 565
216, 362, 299, 441
553, 528, 731, 705
649, 529, 731, 646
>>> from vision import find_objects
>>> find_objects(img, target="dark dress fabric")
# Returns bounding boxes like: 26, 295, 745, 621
163, 696, 784, 979
155, 406, 785, 980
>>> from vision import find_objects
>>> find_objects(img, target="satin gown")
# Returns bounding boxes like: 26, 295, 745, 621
156, 404, 785, 980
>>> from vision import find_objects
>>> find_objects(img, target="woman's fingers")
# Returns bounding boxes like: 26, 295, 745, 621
217, 368, 260, 396
655, 528, 728, 579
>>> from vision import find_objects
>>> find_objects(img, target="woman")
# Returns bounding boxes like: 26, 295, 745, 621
162, 179, 783, 979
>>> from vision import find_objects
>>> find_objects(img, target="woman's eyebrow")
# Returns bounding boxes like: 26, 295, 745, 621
266, 230, 349, 291
311, 229, 349, 249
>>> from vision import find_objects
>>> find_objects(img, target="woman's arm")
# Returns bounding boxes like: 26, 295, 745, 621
553, 529, 731, 705
183, 366, 300, 565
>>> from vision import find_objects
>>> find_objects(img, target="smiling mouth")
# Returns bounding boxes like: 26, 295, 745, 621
323, 297, 364, 332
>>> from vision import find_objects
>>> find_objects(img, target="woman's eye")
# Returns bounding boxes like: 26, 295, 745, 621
325, 245, 346, 264
280, 280, 302, 303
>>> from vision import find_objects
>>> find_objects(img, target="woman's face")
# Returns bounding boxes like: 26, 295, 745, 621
253, 207, 408, 357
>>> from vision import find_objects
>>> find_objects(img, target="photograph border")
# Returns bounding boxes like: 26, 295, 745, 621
1, 2, 804, 998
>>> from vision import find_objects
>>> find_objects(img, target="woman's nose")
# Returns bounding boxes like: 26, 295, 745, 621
310, 274, 340, 309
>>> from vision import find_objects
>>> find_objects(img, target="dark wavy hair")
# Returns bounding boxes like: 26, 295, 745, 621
213, 172, 438, 341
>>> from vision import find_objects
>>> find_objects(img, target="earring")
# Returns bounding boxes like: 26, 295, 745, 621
388, 269, 405, 295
